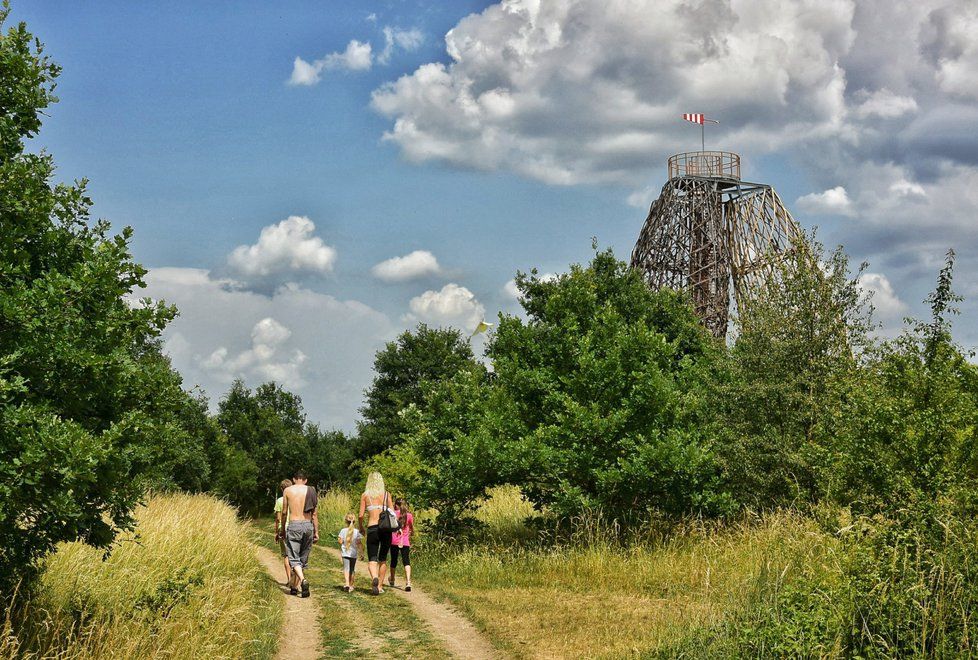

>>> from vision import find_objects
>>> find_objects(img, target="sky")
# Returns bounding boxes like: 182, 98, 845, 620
12, 0, 978, 431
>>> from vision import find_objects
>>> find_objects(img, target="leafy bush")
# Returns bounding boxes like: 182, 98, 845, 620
356, 324, 479, 458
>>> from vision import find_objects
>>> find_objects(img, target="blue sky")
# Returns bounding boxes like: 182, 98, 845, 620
13, 1, 978, 429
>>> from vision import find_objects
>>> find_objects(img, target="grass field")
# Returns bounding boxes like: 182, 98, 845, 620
409, 487, 841, 659
2, 493, 280, 659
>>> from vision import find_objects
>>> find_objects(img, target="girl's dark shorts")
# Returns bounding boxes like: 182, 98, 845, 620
390, 545, 411, 568
366, 525, 392, 562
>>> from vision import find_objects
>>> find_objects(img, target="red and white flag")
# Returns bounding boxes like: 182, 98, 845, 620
682, 113, 718, 124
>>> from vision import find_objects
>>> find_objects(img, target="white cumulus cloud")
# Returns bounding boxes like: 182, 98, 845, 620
371, 250, 441, 282
227, 215, 336, 280
371, 0, 857, 187
290, 27, 423, 86
853, 88, 918, 119
796, 186, 856, 216
858, 272, 908, 322
378, 27, 424, 65
289, 40, 374, 85
143, 268, 395, 430
202, 317, 308, 388
406, 283, 485, 331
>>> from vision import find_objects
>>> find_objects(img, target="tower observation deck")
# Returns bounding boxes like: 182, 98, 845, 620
630, 150, 805, 338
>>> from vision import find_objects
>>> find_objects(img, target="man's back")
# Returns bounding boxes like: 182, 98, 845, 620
285, 484, 313, 521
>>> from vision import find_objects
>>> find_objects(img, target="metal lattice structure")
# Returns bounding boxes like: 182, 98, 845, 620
630, 151, 805, 338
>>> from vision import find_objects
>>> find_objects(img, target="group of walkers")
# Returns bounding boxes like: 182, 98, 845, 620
273, 470, 414, 597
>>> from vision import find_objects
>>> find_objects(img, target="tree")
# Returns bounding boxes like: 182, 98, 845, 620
215, 380, 351, 512
831, 250, 978, 515
406, 250, 733, 521
0, 7, 189, 593
356, 324, 478, 458
714, 237, 875, 507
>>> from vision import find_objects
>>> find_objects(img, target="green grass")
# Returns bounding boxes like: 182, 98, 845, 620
4, 493, 281, 659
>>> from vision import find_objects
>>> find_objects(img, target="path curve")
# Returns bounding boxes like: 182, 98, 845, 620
325, 546, 497, 660
255, 545, 320, 660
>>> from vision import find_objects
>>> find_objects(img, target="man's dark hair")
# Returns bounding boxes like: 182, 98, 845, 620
293, 469, 307, 481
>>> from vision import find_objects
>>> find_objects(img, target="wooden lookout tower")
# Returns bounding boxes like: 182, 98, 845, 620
630, 151, 805, 338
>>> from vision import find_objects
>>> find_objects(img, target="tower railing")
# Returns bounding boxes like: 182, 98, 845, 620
668, 151, 740, 180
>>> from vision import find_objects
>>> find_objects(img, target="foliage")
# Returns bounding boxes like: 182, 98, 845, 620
215, 380, 351, 513
826, 250, 978, 515
0, 7, 200, 594
712, 237, 875, 508
356, 324, 478, 458
405, 249, 733, 522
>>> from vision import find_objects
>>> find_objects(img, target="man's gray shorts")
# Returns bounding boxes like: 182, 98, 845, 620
285, 521, 315, 569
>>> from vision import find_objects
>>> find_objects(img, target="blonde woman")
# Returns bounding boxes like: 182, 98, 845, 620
358, 471, 395, 595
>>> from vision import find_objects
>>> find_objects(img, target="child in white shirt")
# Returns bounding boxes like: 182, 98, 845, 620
337, 513, 363, 592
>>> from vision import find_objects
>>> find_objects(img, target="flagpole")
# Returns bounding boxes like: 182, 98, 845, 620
701, 122, 705, 152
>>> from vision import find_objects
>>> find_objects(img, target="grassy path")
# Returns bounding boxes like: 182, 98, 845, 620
255, 545, 320, 659
251, 521, 458, 658
321, 545, 497, 660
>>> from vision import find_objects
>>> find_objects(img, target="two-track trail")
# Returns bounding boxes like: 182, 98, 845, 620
322, 545, 498, 660
255, 546, 320, 660
255, 535, 497, 659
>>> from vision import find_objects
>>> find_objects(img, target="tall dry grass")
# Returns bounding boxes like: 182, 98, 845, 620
4, 493, 279, 659
417, 489, 841, 658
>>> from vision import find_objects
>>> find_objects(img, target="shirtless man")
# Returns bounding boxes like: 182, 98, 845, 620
280, 470, 319, 597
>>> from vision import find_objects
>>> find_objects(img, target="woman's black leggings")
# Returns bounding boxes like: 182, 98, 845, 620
390, 545, 411, 569
366, 525, 392, 563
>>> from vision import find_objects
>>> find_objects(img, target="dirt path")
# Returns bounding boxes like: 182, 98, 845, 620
255, 546, 320, 660
324, 546, 498, 660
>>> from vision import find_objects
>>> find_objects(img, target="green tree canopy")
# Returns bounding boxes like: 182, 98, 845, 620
216, 380, 350, 512
0, 7, 194, 593
407, 249, 733, 521
356, 324, 478, 458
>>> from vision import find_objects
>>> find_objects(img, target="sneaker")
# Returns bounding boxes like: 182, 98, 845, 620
371, 577, 380, 595
301, 579, 310, 598
289, 586, 298, 596
405, 585, 412, 592
388, 576, 395, 586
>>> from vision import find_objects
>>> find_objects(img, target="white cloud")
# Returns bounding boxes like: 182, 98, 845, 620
288, 56, 322, 86
853, 88, 918, 119
928, 4, 978, 101
858, 272, 908, 322
889, 179, 927, 198
371, 250, 441, 282
203, 317, 308, 388
378, 27, 424, 65
796, 186, 855, 216
144, 268, 396, 430
290, 28, 423, 86
502, 279, 520, 301
371, 0, 857, 187
406, 283, 485, 331
288, 40, 374, 85
627, 185, 660, 209
227, 215, 336, 280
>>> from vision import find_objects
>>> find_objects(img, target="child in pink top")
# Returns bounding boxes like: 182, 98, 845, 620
389, 498, 414, 591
